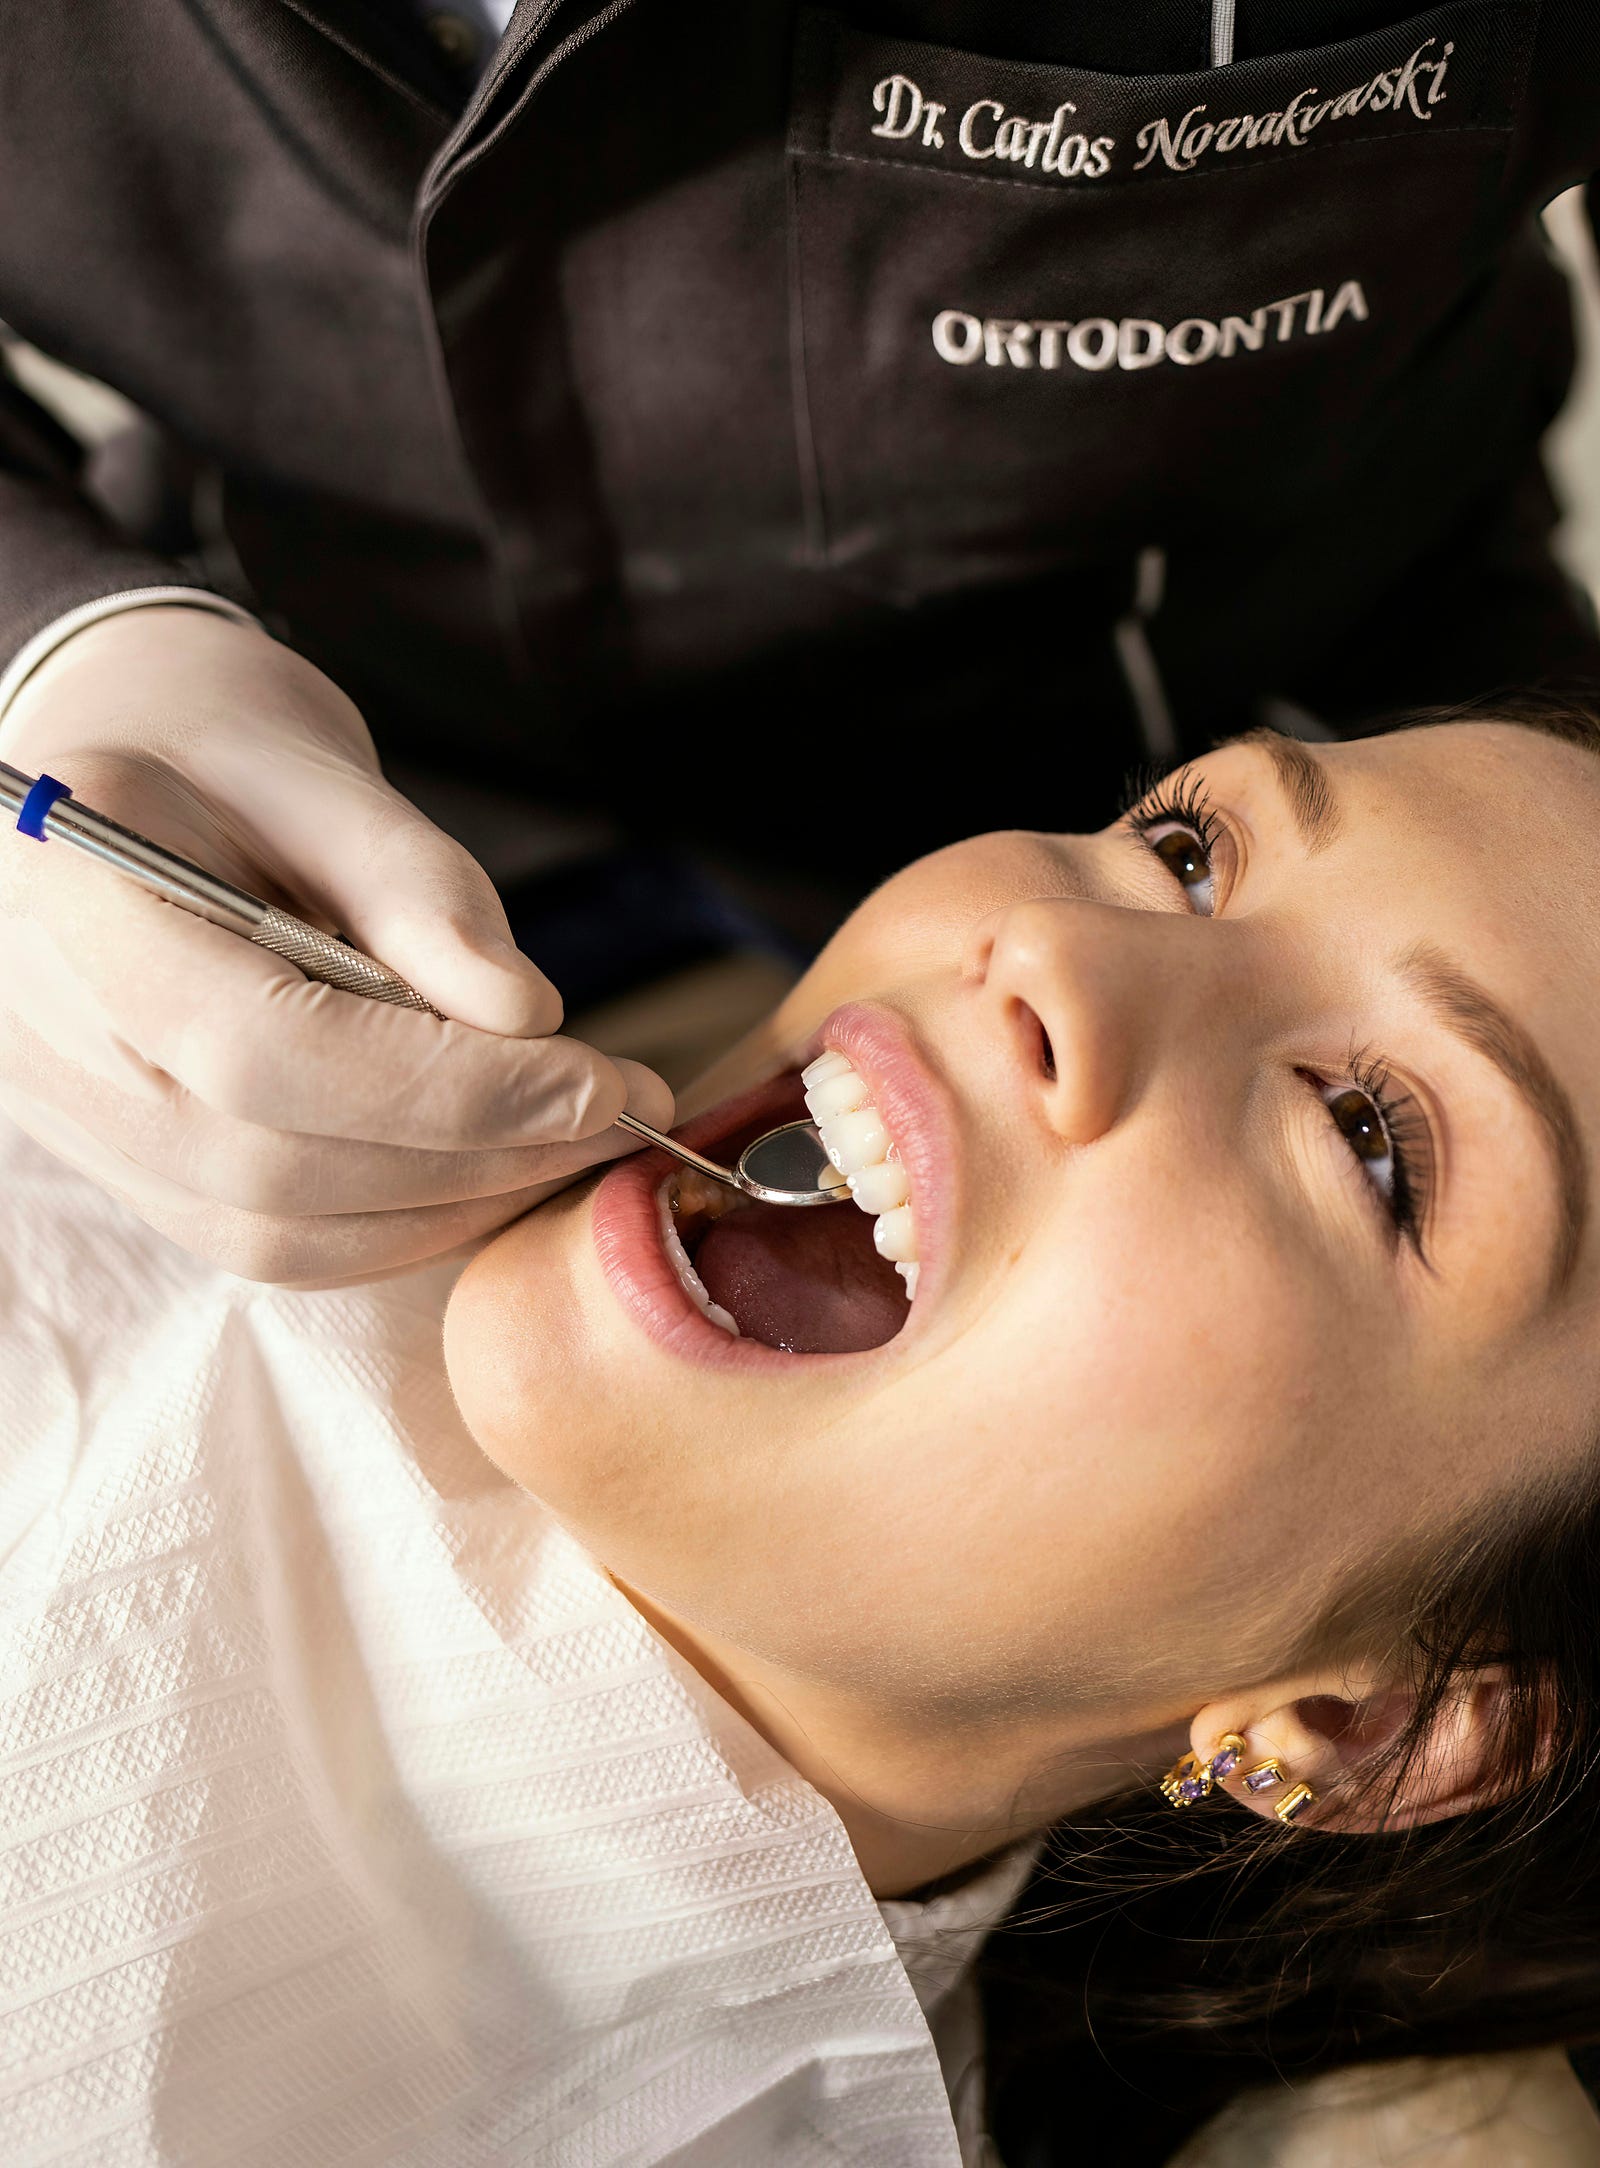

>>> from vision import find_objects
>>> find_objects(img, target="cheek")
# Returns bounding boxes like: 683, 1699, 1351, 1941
1027, 1186, 1363, 1582
810, 1184, 1379, 1683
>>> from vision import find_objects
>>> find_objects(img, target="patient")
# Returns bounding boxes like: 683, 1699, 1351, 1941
443, 706, 1600, 2152
8, 705, 1593, 2167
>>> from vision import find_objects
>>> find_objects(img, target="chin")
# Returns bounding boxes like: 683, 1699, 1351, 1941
441, 1178, 606, 1491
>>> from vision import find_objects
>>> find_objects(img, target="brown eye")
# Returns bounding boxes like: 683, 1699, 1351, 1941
1326, 1087, 1388, 1163
1152, 828, 1210, 887
1298, 1062, 1426, 1251
1127, 774, 1222, 914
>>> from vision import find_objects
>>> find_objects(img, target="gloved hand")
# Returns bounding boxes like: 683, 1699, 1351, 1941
0, 604, 675, 1288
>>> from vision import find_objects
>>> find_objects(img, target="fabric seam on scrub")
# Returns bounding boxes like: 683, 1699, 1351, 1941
1210, 0, 1237, 69
1113, 545, 1178, 763
1111, 6, 1234, 761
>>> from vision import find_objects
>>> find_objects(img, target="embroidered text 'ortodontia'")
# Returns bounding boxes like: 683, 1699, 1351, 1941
930, 281, 1370, 372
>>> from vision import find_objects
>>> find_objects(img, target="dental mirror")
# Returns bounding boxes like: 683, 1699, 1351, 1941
614, 1111, 849, 1207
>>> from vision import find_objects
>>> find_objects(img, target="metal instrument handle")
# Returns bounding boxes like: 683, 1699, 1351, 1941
249, 907, 442, 1015
0, 757, 442, 1016
613, 1108, 742, 1189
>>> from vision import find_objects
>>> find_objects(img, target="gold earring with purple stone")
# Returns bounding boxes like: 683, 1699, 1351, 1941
1160, 1749, 1212, 1807
1240, 1757, 1286, 1798
1208, 1733, 1248, 1781
1161, 1732, 1250, 1808
1239, 1757, 1316, 1823
1273, 1781, 1317, 1825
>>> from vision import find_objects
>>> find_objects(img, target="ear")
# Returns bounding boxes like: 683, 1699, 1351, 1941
1188, 1667, 1521, 1834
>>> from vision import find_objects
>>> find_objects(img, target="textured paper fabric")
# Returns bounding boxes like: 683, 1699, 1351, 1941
0, 1110, 1012, 2167
879, 1841, 1042, 2168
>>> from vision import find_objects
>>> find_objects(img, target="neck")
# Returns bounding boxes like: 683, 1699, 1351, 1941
610, 1575, 1190, 1899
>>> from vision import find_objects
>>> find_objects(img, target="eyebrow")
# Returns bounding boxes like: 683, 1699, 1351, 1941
1399, 942, 1587, 1296
1224, 729, 1587, 1297
1236, 725, 1342, 853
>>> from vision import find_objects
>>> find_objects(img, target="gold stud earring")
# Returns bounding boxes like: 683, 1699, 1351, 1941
1274, 1781, 1317, 1825
1209, 1733, 1247, 1779
1240, 1758, 1286, 1797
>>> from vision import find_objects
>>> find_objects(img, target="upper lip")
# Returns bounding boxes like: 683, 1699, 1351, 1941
791, 998, 959, 1317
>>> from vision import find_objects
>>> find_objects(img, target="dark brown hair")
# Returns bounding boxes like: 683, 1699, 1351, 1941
976, 691, 1600, 2166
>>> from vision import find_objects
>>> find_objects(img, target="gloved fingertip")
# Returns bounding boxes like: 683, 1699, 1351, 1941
448, 940, 566, 1036
610, 1056, 676, 1135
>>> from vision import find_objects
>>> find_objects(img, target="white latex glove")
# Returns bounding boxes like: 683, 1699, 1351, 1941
0, 606, 674, 1288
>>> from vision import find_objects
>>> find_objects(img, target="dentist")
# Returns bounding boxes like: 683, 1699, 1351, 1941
2, 0, 1600, 1285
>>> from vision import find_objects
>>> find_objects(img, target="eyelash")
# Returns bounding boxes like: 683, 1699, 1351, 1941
1123, 772, 1430, 1256
1308, 1050, 1429, 1254
1122, 769, 1222, 860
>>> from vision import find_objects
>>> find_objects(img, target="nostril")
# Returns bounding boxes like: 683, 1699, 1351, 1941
1014, 1000, 1055, 1080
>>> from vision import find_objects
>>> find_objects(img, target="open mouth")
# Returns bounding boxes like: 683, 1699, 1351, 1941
593, 1003, 947, 1365
660, 1078, 911, 1355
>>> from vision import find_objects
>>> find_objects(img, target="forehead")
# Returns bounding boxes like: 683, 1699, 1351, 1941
1341, 719, 1600, 846
1210, 720, 1600, 913
1261, 712, 1600, 982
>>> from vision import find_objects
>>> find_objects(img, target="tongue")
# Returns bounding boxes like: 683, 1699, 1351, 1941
693, 1200, 909, 1353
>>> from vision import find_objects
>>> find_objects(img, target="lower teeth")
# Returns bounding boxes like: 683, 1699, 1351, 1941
657, 1094, 916, 1348
657, 1179, 740, 1336
670, 1166, 747, 1222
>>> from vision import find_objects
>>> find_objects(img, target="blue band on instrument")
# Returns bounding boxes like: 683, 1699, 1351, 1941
16, 773, 72, 840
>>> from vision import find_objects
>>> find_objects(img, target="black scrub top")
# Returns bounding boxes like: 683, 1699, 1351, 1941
2, 0, 1599, 888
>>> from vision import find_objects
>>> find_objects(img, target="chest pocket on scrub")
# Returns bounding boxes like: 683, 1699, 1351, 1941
785, 2, 1536, 604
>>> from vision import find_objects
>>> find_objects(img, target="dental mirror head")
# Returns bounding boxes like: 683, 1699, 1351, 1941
613, 1111, 850, 1207
736, 1118, 850, 1205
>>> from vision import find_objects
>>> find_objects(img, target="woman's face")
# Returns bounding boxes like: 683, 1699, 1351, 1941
443, 724, 1600, 1727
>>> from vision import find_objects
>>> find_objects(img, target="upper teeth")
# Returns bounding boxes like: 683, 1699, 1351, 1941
802, 1049, 921, 1301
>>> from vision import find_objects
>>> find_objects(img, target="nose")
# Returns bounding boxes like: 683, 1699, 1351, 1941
963, 896, 1231, 1148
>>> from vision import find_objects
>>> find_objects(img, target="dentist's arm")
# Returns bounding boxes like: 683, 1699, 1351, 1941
0, 605, 673, 1288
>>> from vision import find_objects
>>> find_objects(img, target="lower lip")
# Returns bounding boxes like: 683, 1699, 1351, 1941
592, 1070, 883, 1374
